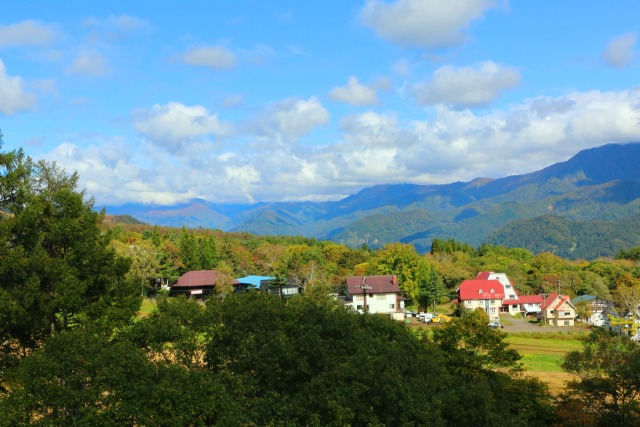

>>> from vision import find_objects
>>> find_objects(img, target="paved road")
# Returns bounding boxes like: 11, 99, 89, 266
502, 315, 589, 333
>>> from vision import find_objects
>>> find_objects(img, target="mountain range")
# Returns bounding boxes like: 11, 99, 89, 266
103, 143, 640, 259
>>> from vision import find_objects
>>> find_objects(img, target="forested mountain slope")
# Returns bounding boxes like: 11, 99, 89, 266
105, 143, 640, 258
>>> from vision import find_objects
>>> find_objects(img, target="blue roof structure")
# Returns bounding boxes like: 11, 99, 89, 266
572, 295, 597, 304
235, 275, 275, 290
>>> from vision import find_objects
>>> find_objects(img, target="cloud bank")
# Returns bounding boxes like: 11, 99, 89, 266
48, 88, 640, 206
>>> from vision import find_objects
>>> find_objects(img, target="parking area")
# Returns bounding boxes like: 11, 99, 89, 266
502, 315, 589, 333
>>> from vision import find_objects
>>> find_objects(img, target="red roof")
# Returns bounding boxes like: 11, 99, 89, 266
541, 293, 572, 309
457, 279, 504, 300
346, 275, 399, 295
518, 295, 544, 304
173, 270, 240, 288
502, 294, 543, 305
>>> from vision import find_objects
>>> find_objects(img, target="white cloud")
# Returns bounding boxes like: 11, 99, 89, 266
329, 76, 378, 106
412, 61, 520, 107
83, 14, 151, 42
0, 59, 36, 114
133, 102, 230, 152
178, 45, 237, 70
66, 50, 111, 76
340, 112, 407, 146
248, 97, 330, 142
603, 32, 636, 68
43, 89, 640, 205
360, 0, 498, 49
0, 20, 59, 48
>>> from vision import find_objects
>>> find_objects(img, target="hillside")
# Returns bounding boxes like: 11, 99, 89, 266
104, 142, 640, 258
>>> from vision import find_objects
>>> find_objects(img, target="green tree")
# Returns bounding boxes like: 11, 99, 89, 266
371, 242, 420, 298
178, 227, 199, 272
432, 309, 522, 373
559, 328, 640, 426
0, 140, 138, 383
112, 239, 160, 297
198, 235, 218, 269
416, 258, 445, 310
0, 326, 245, 426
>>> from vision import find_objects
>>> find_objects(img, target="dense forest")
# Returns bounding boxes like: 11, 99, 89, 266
2, 132, 640, 425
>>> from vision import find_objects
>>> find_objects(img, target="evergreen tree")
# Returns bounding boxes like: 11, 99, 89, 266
0, 136, 138, 383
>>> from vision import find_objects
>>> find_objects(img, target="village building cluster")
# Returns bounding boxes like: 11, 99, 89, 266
166, 269, 632, 332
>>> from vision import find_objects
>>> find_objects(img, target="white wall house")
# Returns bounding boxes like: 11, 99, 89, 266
456, 279, 505, 322
345, 275, 403, 318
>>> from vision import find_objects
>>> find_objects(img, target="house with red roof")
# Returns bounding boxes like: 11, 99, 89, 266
170, 270, 240, 299
456, 279, 505, 322
540, 293, 577, 326
475, 272, 519, 300
345, 275, 403, 318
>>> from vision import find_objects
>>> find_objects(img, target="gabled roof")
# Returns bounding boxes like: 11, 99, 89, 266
346, 275, 399, 295
457, 279, 504, 300
172, 270, 240, 287
541, 293, 575, 310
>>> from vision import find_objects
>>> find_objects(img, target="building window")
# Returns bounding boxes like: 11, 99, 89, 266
465, 300, 472, 306
564, 320, 570, 326
356, 305, 363, 311
389, 304, 395, 309
491, 299, 496, 305
282, 287, 298, 295
490, 308, 496, 313
376, 294, 385, 300
564, 311, 571, 316
478, 289, 483, 294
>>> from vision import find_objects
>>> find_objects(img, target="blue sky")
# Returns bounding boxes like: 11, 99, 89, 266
2, 0, 640, 206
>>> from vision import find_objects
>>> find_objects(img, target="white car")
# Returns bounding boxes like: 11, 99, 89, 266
418, 313, 435, 322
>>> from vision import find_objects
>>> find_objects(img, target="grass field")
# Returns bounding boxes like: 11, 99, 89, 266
506, 332, 586, 395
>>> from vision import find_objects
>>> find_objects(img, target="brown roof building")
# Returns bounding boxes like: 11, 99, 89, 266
170, 270, 240, 299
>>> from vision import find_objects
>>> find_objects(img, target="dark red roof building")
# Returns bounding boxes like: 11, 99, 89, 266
170, 270, 240, 299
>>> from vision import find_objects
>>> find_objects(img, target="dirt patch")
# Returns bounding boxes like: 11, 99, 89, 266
525, 371, 575, 396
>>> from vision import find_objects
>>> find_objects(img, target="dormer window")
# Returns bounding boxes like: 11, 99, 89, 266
478, 289, 483, 294
490, 289, 494, 293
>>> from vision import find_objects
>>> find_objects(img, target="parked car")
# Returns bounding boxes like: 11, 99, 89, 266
488, 322, 504, 329
419, 313, 436, 323
405, 310, 415, 318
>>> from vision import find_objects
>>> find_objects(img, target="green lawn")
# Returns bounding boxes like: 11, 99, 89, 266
506, 332, 586, 394
506, 335, 585, 353
520, 353, 565, 373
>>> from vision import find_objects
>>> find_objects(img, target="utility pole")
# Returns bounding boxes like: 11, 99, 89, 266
358, 276, 372, 313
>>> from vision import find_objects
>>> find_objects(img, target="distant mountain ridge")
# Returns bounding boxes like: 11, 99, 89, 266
103, 143, 640, 258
